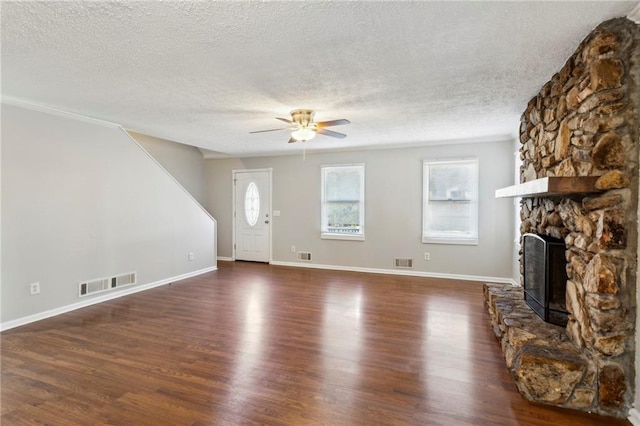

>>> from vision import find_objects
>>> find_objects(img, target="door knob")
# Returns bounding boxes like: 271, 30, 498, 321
265, 220, 270, 224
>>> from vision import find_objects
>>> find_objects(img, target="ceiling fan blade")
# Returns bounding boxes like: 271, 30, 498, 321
316, 119, 350, 128
288, 137, 297, 143
249, 127, 288, 134
316, 128, 347, 139
276, 117, 293, 124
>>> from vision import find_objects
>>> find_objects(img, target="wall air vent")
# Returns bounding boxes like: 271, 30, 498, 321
79, 272, 137, 297
394, 257, 414, 269
114, 272, 136, 288
297, 252, 312, 261
79, 278, 110, 296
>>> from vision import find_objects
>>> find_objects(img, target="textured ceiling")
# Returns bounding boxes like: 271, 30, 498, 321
1, 1, 637, 157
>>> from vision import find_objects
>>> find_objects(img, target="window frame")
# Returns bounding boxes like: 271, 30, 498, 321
320, 163, 365, 241
422, 158, 479, 245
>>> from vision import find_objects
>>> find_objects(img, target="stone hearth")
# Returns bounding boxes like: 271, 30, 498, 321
484, 283, 623, 410
488, 18, 639, 419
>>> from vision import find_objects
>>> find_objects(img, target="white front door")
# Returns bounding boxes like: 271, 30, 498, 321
234, 170, 271, 262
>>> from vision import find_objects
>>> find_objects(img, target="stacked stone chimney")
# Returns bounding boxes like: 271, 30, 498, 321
486, 18, 639, 418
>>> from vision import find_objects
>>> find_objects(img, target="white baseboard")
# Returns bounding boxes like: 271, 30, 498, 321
629, 408, 640, 426
217, 256, 234, 262
0, 266, 217, 332
269, 261, 513, 284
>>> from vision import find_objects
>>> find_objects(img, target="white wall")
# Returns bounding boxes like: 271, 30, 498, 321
1, 102, 216, 325
512, 139, 523, 285
206, 139, 515, 280
128, 131, 208, 206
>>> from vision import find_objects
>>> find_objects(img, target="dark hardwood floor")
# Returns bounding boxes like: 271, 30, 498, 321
1, 261, 631, 425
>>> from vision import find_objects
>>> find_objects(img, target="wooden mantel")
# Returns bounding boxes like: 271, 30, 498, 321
495, 176, 601, 198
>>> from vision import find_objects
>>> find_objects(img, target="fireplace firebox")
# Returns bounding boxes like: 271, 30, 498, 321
522, 233, 569, 326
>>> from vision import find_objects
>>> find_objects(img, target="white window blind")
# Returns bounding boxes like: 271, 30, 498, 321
321, 164, 365, 241
423, 158, 478, 245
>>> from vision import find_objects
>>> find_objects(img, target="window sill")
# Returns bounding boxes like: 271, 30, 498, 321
422, 237, 478, 246
321, 233, 365, 241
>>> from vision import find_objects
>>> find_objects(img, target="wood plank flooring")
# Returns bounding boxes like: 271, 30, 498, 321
1, 261, 631, 425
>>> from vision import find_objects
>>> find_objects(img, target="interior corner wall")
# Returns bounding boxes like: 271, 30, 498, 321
1, 102, 216, 325
205, 139, 515, 280
128, 131, 208, 206
512, 137, 523, 285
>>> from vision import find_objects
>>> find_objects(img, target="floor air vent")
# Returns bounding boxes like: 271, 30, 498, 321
394, 257, 414, 269
297, 252, 312, 261
80, 272, 136, 297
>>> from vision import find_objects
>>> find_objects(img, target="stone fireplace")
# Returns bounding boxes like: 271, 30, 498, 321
485, 18, 639, 418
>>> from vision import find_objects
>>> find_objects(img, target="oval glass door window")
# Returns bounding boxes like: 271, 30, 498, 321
244, 182, 260, 227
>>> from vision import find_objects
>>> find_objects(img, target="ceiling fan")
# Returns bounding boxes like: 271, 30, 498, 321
250, 109, 350, 143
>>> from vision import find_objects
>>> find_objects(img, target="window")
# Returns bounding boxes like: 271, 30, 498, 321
321, 164, 365, 240
423, 158, 478, 245
244, 182, 260, 227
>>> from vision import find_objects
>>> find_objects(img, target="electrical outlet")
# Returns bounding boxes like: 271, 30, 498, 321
290, 245, 296, 253
424, 252, 430, 261
30, 282, 40, 295
188, 252, 194, 261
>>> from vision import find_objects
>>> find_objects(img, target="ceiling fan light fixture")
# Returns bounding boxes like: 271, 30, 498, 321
291, 127, 316, 141
291, 109, 315, 126
250, 109, 348, 144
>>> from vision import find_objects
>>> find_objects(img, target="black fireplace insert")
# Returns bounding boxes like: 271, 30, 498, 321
522, 233, 569, 326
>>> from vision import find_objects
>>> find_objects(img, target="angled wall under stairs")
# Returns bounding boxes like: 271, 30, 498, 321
1, 99, 217, 329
